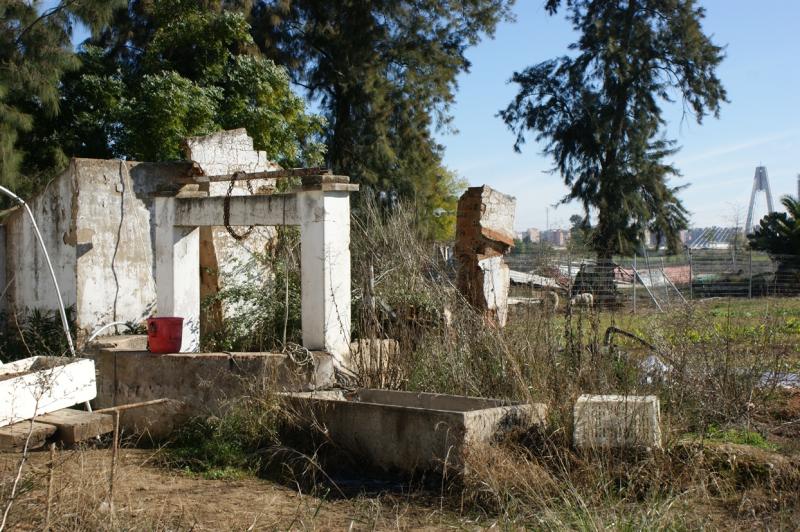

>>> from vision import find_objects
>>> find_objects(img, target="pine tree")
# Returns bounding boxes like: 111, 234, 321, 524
0, 0, 123, 193
501, 0, 726, 259
249, 1, 513, 238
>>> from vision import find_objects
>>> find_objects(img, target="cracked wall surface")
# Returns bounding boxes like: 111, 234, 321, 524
0, 129, 284, 341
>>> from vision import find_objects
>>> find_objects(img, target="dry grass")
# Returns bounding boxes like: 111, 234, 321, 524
3, 202, 800, 529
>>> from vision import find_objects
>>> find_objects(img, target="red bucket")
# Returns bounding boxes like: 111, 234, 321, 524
146, 317, 184, 353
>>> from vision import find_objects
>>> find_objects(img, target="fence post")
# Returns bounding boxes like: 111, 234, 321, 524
567, 249, 572, 293
688, 249, 693, 301
748, 249, 753, 299
661, 256, 669, 305
633, 254, 637, 314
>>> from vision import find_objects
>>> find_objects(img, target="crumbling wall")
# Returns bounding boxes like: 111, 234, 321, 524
73, 159, 195, 334
1, 129, 286, 340
182, 129, 282, 335
3, 164, 79, 319
455, 186, 516, 327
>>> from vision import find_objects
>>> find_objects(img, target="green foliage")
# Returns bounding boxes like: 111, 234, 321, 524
0, 307, 77, 363
748, 196, 800, 258
251, 0, 510, 239
122, 72, 220, 161
201, 232, 301, 352
0, 0, 123, 194
166, 395, 282, 478
56, 2, 325, 166
501, 0, 726, 258
696, 425, 778, 451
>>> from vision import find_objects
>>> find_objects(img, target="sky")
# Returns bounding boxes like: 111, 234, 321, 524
59, 1, 799, 231
434, 0, 800, 231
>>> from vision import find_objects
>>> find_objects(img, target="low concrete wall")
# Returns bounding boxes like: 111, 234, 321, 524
286, 389, 546, 474
86, 337, 335, 418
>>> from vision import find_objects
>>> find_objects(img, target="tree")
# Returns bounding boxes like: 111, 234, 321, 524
500, 0, 726, 261
748, 195, 800, 264
249, 0, 513, 238
0, 0, 123, 195
567, 213, 591, 251
28, 0, 324, 179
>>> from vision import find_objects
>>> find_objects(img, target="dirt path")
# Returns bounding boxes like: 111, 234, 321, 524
0, 448, 461, 530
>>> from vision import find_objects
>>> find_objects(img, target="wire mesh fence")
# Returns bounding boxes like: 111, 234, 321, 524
506, 248, 800, 312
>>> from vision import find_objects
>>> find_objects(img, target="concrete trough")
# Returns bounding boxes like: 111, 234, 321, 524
0, 356, 96, 427
85, 336, 335, 419
284, 389, 547, 474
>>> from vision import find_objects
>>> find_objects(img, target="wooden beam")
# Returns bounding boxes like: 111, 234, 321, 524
0, 421, 56, 451
36, 409, 114, 445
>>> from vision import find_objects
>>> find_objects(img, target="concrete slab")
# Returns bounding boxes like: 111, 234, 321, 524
0, 357, 97, 427
0, 421, 56, 451
36, 408, 114, 445
285, 389, 547, 474
573, 394, 662, 450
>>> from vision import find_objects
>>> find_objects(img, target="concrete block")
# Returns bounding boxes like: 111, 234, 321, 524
0, 357, 97, 427
0, 421, 56, 451
98, 399, 190, 442
36, 408, 114, 444
573, 394, 662, 450
285, 389, 547, 474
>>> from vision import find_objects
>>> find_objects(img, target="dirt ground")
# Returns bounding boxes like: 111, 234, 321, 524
0, 448, 464, 531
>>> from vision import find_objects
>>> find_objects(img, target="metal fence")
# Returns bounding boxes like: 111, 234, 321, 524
506, 248, 800, 312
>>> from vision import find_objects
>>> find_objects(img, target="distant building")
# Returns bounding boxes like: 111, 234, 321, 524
525, 228, 540, 243
542, 228, 569, 247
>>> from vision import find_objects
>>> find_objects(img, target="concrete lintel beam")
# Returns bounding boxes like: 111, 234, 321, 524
173, 194, 301, 227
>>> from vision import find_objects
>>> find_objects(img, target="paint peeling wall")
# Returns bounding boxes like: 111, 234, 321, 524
184, 129, 280, 327
73, 159, 191, 334
3, 163, 78, 317
1, 129, 285, 339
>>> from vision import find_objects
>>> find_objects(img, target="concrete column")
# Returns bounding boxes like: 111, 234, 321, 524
297, 190, 351, 364
154, 197, 200, 352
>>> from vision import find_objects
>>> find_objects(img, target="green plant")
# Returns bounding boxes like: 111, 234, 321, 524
0, 307, 77, 362
201, 228, 301, 352
164, 392, 282, 478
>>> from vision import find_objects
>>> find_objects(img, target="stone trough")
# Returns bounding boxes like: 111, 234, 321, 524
0, 356, 96, 427
285, 389, 547, 474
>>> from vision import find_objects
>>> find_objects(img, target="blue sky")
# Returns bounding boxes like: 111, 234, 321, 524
435, 1, 800, 231
61, 1, 799, 230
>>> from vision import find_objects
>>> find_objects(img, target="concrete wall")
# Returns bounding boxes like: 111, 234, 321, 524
74, 160, 189, 333
3, 164, 78, 316
185, 129, 280, 330
1, 129, 285, 339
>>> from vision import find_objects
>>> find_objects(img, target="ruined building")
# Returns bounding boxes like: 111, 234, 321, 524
0, 129, 278, 341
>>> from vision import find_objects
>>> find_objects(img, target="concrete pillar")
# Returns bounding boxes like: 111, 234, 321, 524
297, 190, 351, 364
154, 197, 200, 352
